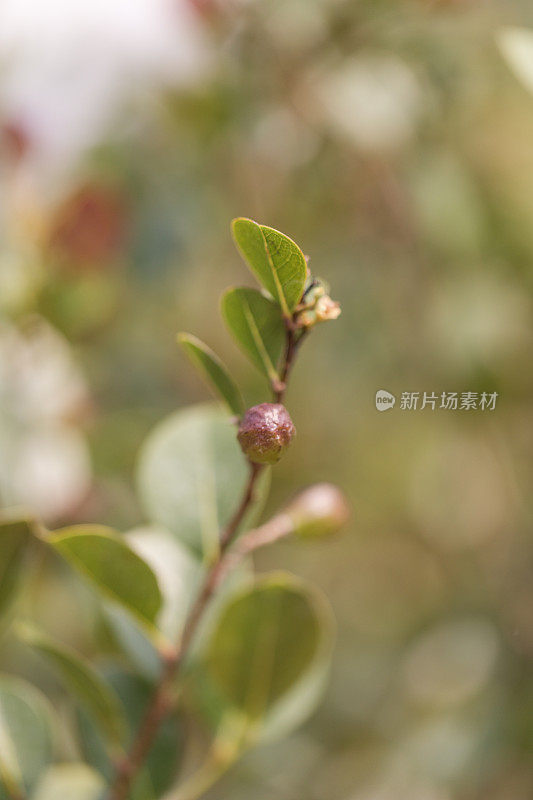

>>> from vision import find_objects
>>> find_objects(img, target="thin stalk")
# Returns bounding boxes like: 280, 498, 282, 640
108, 320, 305, 800
274, 324, 308, 403
107, 465, 262, 800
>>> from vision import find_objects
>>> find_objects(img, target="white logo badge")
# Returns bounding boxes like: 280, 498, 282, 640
375, 389, 396, 411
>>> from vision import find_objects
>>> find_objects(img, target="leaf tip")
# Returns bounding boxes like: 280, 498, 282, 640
231, 216, 255, 228
231, 216, 260, 243
177, 331, 193, 349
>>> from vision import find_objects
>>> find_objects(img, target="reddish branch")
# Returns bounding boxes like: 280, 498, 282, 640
108, 324, 303, 800
108, 462, 263, 800
274, 319, 307, 404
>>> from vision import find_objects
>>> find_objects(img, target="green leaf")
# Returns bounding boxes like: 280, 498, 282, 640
77, 668, 185, 800
32, 764, 105, 800
126, 527, 200, 643
257, 628, 333, 743
105, 527, 200, 680
0, 517, 32, 619
137, 404, 271, 560
202, 572, 333, 739
105, 605, 162, 683
177, 333, 244, 417
49, 525, 162, 630
18, 625, 126, 747
0, 676, 53, 797
221, 288, 285, 383
232, 218, 307, 315
106, 527, 253, 680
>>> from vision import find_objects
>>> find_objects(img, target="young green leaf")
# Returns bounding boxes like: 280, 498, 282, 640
0, 517, 32, 619
0, 676, 53, 797
32, 764, 105, 800
137, 405, 271, 560
221, 288, 285, 383
203, 573, 333, 733
18, 625, 126, 747
232, 218, 307, 315
49, 525, 162, 629
177, 333, 244, 417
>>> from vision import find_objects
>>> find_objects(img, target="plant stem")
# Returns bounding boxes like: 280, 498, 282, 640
219, 462, 263, 550
107, 463, 264, 800
274, 325, 307, 403
108, 322, 305, 800
237, 511, 293, 555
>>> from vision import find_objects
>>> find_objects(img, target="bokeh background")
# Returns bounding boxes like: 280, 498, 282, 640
1, 1, 533, 798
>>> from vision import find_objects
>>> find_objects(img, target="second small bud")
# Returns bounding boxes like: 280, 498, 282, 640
237, 403, 295, 465
285, 483, 350, 538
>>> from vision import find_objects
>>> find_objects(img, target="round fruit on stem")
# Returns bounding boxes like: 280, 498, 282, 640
237, 403, 295, 465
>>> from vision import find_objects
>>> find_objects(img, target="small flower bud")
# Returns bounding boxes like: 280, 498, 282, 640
286, 483, 350, 538
237, 403, 295, 465
295, 278, 341, 328
315, 295, 341, 322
